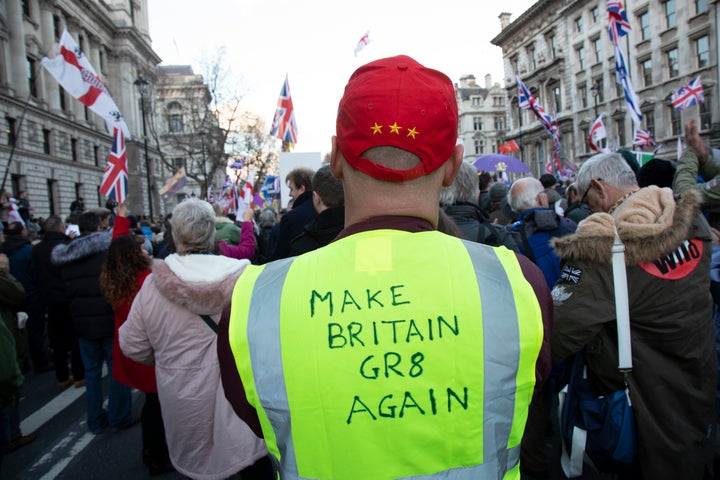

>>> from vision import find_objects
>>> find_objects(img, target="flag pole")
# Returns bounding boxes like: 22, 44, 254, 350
1, 93, 32, 193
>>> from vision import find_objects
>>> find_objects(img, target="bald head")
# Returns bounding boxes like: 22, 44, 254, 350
509, 177, 544, 213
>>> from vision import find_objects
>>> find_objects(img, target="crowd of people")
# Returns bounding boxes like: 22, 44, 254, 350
0, 54, 719, 480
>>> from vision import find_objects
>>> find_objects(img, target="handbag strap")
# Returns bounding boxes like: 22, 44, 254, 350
611, 225, 632, 372
199, 314, 218, 334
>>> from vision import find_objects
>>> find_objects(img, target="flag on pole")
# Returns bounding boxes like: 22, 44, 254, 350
7, 198, 24, 225
354, 31, 370, 57
613, 44, 643, 125
632, 129, 655, 148
229, 157, 245, 170
158, 167, 188, 202
588, 115, 608, 152
517, 76, 536, 111
239, 171, 255, 214
671, 75, 704, 110
41, 29, 129, 138
498, 139, 520, 154
99, 127, 129, 204
270, 75, 298, 150
607, 1, 631, 45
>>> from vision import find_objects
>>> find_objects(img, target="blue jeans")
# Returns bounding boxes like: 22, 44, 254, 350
78, 337, 133, 433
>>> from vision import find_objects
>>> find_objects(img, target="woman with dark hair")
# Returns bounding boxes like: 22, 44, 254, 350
100, 204, 172, 476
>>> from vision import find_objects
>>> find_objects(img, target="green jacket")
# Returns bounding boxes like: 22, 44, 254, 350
0, 271, 24, 407
215, 218, 241, 246
673, 147, 720, 229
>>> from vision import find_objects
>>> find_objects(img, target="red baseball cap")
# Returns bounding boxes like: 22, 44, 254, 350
336, 55, 458, 183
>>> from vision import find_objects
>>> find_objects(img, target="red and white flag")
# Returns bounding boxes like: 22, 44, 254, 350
99, 127, 128, 204
238, 171, 256, 215
498, 139, 520, 154
41, 29, 129, 138
588, 114, 608, 152
354, 31, 370, 57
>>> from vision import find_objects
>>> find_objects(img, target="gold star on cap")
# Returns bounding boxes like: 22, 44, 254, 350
406, 127, 419, 139
370, 122, 383, 134
389, 122, 402, 134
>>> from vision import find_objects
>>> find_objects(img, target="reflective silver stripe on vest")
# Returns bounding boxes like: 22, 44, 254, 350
247, 242, 523, 480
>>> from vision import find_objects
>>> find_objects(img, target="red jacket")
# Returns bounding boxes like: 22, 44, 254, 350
111, 216, 157, 393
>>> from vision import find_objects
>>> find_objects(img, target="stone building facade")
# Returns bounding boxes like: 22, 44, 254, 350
492, 0, 717, 175
456, 74, 509, 164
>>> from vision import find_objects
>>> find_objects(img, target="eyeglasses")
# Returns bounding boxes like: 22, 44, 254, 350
579, 178, 602, 205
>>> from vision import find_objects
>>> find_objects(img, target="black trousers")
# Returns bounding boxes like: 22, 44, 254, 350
141, 392, 169, 463
46, 303, 84, 382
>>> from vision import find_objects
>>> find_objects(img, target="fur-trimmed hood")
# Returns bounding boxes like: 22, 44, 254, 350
552, 187, 706, 264
150, 254, 249, 314
51, 230, 111, 266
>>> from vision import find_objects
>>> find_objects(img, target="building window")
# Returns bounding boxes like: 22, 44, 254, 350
169, 115, 182, 133
59, 89, 66, 111
84, 105, 90, 121
173, 158, 185, 169
71, 138, 78, 162
43, 129, 51, 154
579, 84, 588, 108
696, 0, 708, 14
512, 56, 519, 76
616, 118, 626, 147
53, 15, 61, 40
577, 46, 586, 69
99, 50, 105, 73
548, 35, 557, 59
581, 127, 590, 153
473, 117, 483, 131
553, 86, 562, 112
27, 57, 37, 97
75, 183, 82, 203
700, 96, 712, 130
474, 139, 484, 155
528, 48, 537, 70
593, 78, 604, 103
93, 145, 100, 166
664, 0, 676, 29
644, 109, 655, 134
493, 96, 504, 107
640, 59, 652, 87
575, 16, 583, 33
5, 117, 16, 146
494, 116, 505, 130
591, 6, 599, 23
46, 179, 57, 216
638, 12, 650, 41
593, 38, 602, 64
696, 36, 709, 68
669, 105, 681, 136
471, 97, 481, 107
666, 48, 679, 78
21, 0, 30, 17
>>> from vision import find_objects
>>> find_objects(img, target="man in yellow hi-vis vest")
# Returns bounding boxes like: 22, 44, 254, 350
218, 55, 553, 480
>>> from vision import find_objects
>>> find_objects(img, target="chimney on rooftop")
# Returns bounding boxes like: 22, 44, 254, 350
499, 12, 512, 30
485, 74, 492, 89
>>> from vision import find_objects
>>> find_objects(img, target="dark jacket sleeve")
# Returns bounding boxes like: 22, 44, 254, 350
517, 253, 553, 391
217, 305, 263, 437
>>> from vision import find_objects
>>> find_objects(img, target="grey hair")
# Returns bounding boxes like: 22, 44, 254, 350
170, 198, 217, 255
258, 208, 276, 228
441, 161, 479, 207
508, 177, 544, 213
576, 152, 638, 193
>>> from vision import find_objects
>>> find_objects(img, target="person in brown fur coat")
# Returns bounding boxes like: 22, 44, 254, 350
551, 152, 715, 479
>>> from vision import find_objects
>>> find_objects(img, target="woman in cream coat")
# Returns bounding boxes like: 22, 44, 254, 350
119, 199, 271, 480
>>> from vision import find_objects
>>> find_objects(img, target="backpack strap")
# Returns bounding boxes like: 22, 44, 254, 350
199, 314, 218, 334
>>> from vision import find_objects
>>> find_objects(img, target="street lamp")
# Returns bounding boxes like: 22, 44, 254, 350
590, 81, 599, 117
134, 75, 153, 220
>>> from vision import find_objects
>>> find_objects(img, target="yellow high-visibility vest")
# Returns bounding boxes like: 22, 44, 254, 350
229, 229, 543, 480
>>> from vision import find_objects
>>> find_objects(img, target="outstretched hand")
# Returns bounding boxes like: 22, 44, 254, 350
685, 119, 709, 165
117, 202, 127, 218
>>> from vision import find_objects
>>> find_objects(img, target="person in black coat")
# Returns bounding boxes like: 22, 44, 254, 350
270, 167, 318, 260
51, 212, 133, 434
31, 215, 84, 389
289, 165, 345, 256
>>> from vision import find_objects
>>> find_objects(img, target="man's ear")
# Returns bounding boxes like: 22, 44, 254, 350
330, 136, 344, 180
442, 144, 464, 187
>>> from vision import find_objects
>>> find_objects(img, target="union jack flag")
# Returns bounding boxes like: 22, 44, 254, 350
633, 129, 655, 148
607, 1, 631, 45
672, 76, 704, 111
99, 127, 128, 204
270, 75, 298, 148
517, 76, 536, 111
229, 157, 245, 169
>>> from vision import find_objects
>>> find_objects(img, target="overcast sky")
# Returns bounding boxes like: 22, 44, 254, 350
147, 0, 538, 156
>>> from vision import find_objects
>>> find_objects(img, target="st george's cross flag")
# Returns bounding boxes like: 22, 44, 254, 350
672, 76, 704, 111
99, 127, 128, 204
270, 75, 298, 149
42, 29, 129, 138
588, 114, 608, 152
354, 31, 370, 57
499, 139, 520, 154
